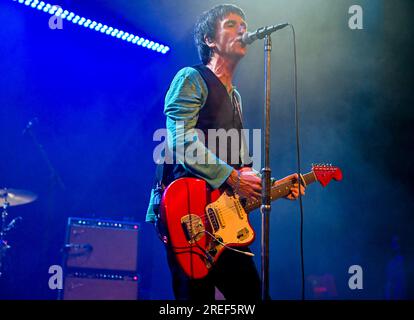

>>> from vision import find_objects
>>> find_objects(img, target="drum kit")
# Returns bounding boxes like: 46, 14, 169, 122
0, 187, 37, 277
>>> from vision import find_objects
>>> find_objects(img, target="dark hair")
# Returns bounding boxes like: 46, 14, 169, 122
194, 4, 246, 65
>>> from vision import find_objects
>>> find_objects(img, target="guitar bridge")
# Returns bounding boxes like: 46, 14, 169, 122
181, 214, 205, 243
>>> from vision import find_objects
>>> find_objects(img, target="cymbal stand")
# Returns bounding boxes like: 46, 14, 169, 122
0, 195, 11, 278
0, 193, 22, 278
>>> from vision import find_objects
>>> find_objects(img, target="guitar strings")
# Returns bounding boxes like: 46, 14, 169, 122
173, 179, 304, 253
188, 179, 295, 225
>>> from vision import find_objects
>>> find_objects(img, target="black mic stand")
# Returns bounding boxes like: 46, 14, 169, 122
25, 121, 65, 299
260, 34, 272, 301
25, 124, 65, 191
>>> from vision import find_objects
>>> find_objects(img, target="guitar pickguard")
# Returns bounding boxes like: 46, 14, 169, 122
205, 191, 255, 246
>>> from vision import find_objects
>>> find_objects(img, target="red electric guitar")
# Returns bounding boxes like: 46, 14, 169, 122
160, 164, 343, 279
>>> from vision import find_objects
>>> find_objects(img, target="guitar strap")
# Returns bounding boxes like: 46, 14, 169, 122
151, 162, 171, 244
152, 163, 166, 219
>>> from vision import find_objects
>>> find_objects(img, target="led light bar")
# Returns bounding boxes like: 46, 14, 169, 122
13, 0, 170, 54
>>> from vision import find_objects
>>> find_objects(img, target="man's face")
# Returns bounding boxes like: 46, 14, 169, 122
208, 13, 248, 61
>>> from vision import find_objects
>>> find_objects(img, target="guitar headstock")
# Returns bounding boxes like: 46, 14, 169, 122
312, 164, 343, 187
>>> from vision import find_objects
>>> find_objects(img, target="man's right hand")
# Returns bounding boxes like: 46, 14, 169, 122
226, 169, 262, 200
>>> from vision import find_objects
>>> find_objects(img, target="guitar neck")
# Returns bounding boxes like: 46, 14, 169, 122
243, 171, 317, 212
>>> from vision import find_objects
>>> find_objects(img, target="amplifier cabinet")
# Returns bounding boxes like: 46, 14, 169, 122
63, 271, 139, 300
64, 217, 139, 272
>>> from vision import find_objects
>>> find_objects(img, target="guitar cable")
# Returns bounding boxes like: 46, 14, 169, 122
289, 24, 306, 301
200, 230, 255, 257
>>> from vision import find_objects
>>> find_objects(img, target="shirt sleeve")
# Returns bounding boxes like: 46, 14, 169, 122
164, 67, 234, 189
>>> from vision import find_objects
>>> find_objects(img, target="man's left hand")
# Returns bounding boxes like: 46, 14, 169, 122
275, 173, 306, 200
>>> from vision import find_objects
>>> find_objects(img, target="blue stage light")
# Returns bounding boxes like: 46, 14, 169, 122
43, 3, 50, 12
78, 17, 86, 26
72, 15, 80, 24
55, 8, 63, 17
60, 10, 69, 19
67, 12, 74, 21
13, 0, 171, 55
48, 5, 58, 15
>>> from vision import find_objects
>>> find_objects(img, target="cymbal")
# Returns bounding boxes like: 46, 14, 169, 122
0, 188, 38, 207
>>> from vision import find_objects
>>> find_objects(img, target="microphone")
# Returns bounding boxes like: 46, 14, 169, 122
22, 117, 38, 135
241, 23, 289, 45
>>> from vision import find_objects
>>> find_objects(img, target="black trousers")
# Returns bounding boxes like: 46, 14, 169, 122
166, 245, 262, 301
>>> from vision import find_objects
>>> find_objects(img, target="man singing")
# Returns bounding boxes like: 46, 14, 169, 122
147, 4, 305, 301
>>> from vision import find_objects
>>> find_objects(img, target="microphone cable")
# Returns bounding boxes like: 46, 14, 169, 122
288, 24, 306, 301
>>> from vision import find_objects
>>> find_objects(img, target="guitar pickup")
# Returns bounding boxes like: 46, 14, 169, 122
234, 197, 245, 220
236, 228, 249, 241
206, 208, 220, 232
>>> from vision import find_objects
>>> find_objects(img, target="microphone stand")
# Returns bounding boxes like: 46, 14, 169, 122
26, 125, 65, 191
260, 34, 272, 301
25, 122, 65, 299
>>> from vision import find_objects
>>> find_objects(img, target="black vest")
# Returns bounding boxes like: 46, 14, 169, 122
164, 64, 246, 187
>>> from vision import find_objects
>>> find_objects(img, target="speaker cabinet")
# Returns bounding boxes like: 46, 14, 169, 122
62, 217, 140, 300
64, 218, 139, 271
63, 272, 139, 300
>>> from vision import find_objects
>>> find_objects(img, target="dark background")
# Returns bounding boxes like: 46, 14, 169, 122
0, 0, 413, 299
